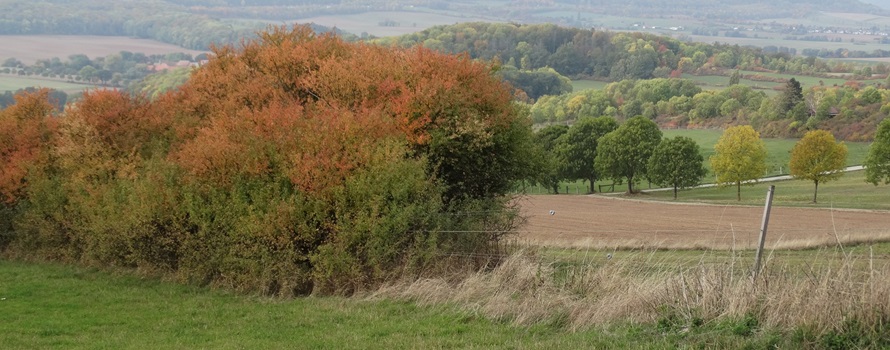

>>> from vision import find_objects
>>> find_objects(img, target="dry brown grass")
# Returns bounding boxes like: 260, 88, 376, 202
373, 248, 890, 337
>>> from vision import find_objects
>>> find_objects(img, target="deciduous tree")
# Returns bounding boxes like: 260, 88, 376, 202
595, 116, 662, 194
533, 124, 569, 193
647, 136, 707, 199
781, 77, 803, 113
559, 116, 618, 193
729, 70, 740, 86
172, 25, 536, 200
865, 118, 890, 185
0, 89, 57, 204
3, 25, 538, 295
711, 125, 767, 201
790, 130, 847, 203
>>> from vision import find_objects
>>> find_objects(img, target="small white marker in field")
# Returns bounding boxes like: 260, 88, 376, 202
549, 210, 555, 215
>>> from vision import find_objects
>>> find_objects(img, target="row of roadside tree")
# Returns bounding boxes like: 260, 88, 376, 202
532, 116, 890, 202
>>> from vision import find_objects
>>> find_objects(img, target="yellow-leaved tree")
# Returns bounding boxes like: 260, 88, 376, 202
710, 125, 767, 201
790, 130, 847, 203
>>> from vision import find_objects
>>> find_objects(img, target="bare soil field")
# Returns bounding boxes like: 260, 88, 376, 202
0, 35, 206, 64
517, 195, 890, 250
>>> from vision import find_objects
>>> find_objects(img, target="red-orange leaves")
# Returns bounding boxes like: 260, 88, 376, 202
166, 24, 528, 199
172, 103, 302, 189
66, 90, 157, 156
285, 106, 398, 194
173, 100, 399, 195
0, 89, 57, 204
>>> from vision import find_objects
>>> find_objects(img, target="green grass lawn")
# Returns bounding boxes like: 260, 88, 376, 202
532, 170, 886, 210
681, 73, 782, 94
540, 241, 890, 275
738, 70, 884, 88
662, 128, 872, 174
0, 260, 793, 349
569, 79, 609, 91
679, 72, 884, 95
574, 71, 881, 96
0, 75, 97, 94
642, 170, 890, 210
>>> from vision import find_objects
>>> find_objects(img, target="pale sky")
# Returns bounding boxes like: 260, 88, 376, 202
859, 0, 890, 9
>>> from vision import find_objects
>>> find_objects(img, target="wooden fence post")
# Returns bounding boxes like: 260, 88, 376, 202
753, 185, 775, 279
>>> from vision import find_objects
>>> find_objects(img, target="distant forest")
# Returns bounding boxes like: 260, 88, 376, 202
165, 0, 888, 21
381, 22, 885, 82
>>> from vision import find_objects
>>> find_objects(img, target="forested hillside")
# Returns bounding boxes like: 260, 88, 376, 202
377, 22, 888, 140
382, 22, 881, 82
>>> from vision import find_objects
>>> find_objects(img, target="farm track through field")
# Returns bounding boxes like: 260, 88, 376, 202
517, 195, 890, 250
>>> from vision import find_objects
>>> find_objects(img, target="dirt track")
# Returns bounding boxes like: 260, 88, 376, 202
517, 195, 890, 249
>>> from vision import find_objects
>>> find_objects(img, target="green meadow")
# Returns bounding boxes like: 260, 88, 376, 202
0, 75, 97, 95
0, 260, 791, 349
642, 170, 890, 210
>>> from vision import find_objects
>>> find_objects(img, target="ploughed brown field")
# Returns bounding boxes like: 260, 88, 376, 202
517, 195, 890, 250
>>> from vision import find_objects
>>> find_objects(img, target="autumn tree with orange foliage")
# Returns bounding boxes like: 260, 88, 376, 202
170, 25, 535, 199
0, 89, 57, 205
161, 25, 536, 294
2, 25, 537, 296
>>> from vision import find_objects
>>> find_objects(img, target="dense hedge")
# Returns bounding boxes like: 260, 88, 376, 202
0, 25, 535, 296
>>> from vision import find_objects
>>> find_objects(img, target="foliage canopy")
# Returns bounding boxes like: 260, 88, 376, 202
558, 116, 618, 193
865, 119, 890, 185
647, 136, 707, 199
789, 130, 847, 203
532, 124, 569, 194
710, 125, 767, 201
595, 116, 662, 194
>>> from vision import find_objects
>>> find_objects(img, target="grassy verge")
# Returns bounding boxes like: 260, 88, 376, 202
381, 244, 890, 349
536, 241, 890, 274
0, 259, 805, 349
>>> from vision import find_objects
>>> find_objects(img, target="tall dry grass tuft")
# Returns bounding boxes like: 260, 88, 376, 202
374, 247, 890, 338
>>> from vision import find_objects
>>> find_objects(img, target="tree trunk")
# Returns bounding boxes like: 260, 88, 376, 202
552, 183, 559, 194
737, 181, 741, 201
813, 179, 819, 203
627, 175, 634, 194
589, 176, 596, 194
673, 185, 678, 200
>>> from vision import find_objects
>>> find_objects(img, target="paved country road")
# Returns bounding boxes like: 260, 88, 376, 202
638, 165, 867, 193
